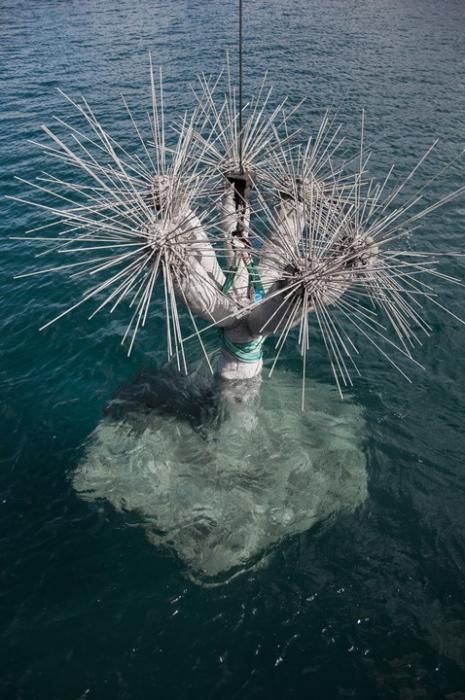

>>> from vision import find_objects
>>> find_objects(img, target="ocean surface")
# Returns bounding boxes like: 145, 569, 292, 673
2, 0, 465, 698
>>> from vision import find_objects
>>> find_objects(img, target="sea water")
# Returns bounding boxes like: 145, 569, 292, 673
2, 0, 465, 697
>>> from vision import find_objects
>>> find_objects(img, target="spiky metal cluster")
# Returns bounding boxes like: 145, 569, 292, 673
11, 59, 465, 396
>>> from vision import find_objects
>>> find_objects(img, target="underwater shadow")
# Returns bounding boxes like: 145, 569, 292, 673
74, 365, 369, 586
103, 363, 221, 434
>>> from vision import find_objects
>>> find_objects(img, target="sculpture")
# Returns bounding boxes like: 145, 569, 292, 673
12, 61, 464, 407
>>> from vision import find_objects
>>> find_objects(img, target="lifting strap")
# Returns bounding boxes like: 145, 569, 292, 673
222, 256, 265, 301
220, 330, 265, 363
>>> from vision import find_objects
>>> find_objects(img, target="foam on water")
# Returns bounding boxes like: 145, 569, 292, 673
73, 366, 368, 583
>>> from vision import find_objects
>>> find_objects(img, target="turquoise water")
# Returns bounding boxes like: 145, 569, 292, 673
2, 0, 465, 697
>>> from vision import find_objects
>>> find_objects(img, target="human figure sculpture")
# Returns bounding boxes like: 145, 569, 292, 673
15, 66, 460, 407
150, 170, 378, 394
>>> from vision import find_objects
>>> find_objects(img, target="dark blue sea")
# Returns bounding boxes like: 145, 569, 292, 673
2, 0, 465, 697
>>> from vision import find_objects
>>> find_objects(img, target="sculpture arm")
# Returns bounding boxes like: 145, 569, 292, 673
172, 206, 239, 327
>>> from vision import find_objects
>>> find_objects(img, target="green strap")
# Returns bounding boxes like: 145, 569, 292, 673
222, 257, 265, 301
222, 263, 238, 295
221, 332, 265, 363
246, 259, 265, 299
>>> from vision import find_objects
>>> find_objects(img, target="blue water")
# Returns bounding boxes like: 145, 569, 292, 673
2, 0, 465, 697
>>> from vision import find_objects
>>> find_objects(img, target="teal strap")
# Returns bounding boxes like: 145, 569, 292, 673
222, 257, 265, 302
221, 332, 265, 363
222, 263, 238, 295
246, 259, 265, 300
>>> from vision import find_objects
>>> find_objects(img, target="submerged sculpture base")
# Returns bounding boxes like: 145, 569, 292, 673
73, 367, 368, 584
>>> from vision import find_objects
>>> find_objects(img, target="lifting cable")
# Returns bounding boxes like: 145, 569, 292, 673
238, 0, 244, 173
